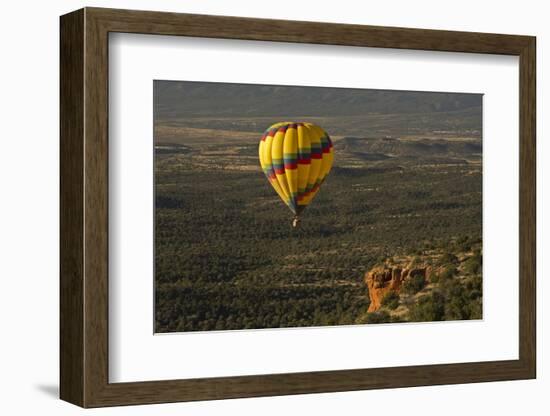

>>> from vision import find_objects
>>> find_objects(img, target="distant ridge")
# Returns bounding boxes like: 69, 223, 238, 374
154, 80, 482, 120
338, 136, 482, 157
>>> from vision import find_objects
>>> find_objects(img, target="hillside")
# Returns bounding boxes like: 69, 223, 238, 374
155, 80, 482, 119
361, 244, 482, 324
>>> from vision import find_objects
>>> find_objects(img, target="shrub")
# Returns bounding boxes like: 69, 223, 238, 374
466, 275, 482, 295
438, 252, 459, 265
444, 281, 469, 320
455, 236, 471, 252
463, 253, 482, 275
428, 269, 439, 284
381, 291, 400, 310
440, 265, 457, 281
402, 274, 426, 294
409, 291, 446, 322
390, 315, 405, 323
365, 310, 391, 324
467, 298, 483, 320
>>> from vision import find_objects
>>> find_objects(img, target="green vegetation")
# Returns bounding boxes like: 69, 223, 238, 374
155, 133, 482, 332
428, 269, 440, 284
381, 291, 400, 310
440, 265, 458, 282
464, 252, 482, 275
409, 291, 446, 322
363, 310, 391, 324
402, 274, 426, 295
438, 253, 459, 265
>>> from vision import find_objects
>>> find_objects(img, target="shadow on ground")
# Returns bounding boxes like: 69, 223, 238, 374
35, 384, 58, 398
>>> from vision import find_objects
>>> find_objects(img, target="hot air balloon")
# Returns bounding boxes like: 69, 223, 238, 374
259, 122, 334, 227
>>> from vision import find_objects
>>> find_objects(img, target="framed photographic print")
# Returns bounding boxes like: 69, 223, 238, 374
60, 7, 536, 408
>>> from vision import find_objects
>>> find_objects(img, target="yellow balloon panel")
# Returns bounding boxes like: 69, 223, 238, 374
259, 122, 334, 216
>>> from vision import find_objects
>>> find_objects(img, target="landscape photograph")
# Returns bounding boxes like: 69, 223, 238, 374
154, 80, 483, 333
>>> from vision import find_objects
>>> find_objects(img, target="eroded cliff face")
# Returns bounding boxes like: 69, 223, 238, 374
365, 262, 431, 312
360, 246, 483, 324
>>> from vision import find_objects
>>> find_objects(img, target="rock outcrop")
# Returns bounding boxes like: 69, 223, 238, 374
365, 262, 430, 312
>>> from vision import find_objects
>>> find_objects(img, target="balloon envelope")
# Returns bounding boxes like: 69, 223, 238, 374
259, 122, 334, 216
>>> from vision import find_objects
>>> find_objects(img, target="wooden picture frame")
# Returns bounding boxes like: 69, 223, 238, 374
60, 7, 536, 408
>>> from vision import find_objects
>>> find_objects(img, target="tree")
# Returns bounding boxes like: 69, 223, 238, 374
409, 292, 445, 322
463, 253, 482, 275
365, 310, 391, 324
402, 275, 425, 294
438, 252, 459, 265
381, 291, 400, 310
440, 265, 457, 282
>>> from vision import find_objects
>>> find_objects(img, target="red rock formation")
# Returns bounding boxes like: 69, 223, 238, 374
365, 264, 429, 312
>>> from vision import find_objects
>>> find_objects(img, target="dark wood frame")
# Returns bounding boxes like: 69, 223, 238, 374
60, 7, 536, 408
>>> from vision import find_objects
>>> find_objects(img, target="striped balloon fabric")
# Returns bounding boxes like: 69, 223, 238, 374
259, 122, 334, 225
